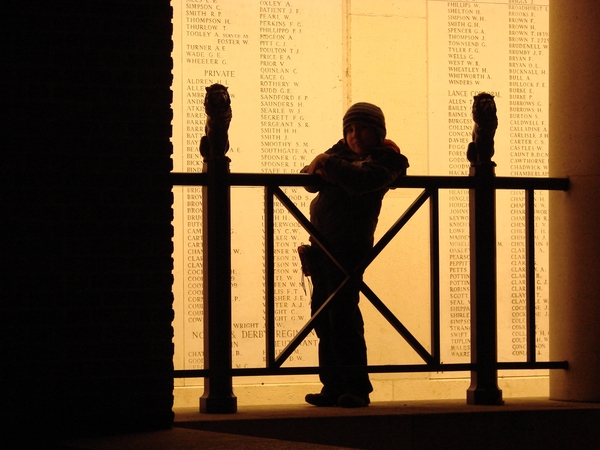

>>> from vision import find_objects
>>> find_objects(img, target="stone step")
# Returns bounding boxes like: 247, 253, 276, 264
175, 398, 600, 449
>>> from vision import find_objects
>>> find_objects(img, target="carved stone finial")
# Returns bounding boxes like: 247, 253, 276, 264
466, 92, 498, 167
199, 83, 232, 160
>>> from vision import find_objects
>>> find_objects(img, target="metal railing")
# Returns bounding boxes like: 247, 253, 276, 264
171, 166, 569, 413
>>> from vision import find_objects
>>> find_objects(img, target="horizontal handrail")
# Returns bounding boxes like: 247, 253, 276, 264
170, 172, 569, 191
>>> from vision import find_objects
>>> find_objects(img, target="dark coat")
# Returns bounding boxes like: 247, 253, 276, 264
307, 140, 409, 254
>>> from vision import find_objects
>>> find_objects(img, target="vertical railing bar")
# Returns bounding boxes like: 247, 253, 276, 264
264, 186, 276, 367
525, 188, 537, 363
430, 189, 441, 364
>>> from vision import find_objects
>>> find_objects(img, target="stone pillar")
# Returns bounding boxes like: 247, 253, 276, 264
549, 0, 600, 402
199, 85, 237, 414
466, 163, 503, 406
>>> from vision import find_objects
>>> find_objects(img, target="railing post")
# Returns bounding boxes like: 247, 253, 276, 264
199, 84, 237, 413
465, 93, 503, 405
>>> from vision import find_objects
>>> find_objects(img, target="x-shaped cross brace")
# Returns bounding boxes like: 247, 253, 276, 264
266, 185, 436, 368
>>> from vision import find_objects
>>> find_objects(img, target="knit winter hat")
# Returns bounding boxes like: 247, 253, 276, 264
343, 102, 387, 141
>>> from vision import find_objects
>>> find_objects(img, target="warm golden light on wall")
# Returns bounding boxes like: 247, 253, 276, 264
170, 0, 550, 407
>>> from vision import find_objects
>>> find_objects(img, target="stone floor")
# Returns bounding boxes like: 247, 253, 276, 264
56, 398, 600, 449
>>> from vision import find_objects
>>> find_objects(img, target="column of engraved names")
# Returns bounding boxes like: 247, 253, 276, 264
185, 0, 237, 173
260, 1, 307, 175
445, 1, 492, 358
259, 2, 316, 362
183, 0, 224, 368
182, 0, 239, 368
447, 0, 497, 171
507, 1, 549, 357
184, 187, 204, 369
